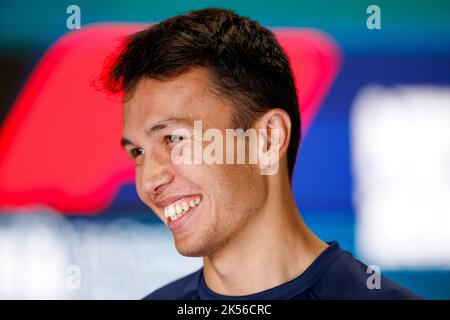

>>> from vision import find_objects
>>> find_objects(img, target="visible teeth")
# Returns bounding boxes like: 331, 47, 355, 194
168, 205, 175, 217
175, 203, 182, 215
164, 198, 201, 221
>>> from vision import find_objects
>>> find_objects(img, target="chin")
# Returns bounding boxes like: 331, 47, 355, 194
174, 237, 216, 257
175, 244, 206, 257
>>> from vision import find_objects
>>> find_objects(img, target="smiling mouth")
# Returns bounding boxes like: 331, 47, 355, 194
163, 196, 202, 221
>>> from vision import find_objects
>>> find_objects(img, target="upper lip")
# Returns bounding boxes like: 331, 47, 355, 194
154, 194, 201, 209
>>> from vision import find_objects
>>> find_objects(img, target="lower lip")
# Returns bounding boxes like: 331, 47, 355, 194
167, 204, 200, 233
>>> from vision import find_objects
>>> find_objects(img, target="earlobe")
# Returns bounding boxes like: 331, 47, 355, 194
264, 109, 291, 158
257, 109, 291, 175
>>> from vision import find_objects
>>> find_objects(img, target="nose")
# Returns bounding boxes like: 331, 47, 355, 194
139, 152, 174, 194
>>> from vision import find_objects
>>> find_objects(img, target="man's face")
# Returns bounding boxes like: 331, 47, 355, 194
122, 68, 266, 257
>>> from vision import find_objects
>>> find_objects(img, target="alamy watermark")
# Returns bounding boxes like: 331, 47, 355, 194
66, 5, 81, 30
66, 265, 81, 290
169, 121, 281, 175
366, 5, 381, 30
366, 265, 381, 290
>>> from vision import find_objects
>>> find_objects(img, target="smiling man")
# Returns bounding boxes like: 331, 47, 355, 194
107, 8, 420, 300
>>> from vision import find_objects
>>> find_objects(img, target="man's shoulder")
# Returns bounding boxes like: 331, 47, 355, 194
310, 247, 421, 300
142, 268, 202, 300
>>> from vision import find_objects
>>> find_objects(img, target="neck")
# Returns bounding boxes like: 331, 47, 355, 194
202, 171, 328, 296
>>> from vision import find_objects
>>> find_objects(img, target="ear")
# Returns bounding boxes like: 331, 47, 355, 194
254, 109, 291, 174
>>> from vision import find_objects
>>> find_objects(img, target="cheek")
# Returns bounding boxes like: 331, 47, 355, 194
201, 163, 257, 202
223, 164, 265, 209
134, 166, 143, 196
174, 161, 262, 212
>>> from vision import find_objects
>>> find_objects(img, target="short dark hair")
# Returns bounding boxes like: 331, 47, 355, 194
106, 8, 301, 179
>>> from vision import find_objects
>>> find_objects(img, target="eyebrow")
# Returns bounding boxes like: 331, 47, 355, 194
121, 117, 195, 147
120, 137, 134, 148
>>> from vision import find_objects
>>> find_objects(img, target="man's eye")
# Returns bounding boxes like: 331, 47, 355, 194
165, 135, 184, 144
130, 147, 144, 159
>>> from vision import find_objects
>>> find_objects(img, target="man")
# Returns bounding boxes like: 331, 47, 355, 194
107, 8, 420, 299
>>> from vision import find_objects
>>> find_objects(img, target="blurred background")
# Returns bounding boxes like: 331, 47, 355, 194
1, 0, 450, 299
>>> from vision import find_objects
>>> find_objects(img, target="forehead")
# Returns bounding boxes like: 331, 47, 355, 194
122, 68, 232, 130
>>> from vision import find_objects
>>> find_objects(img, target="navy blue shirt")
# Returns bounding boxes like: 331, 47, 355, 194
144, 242, 421, 300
